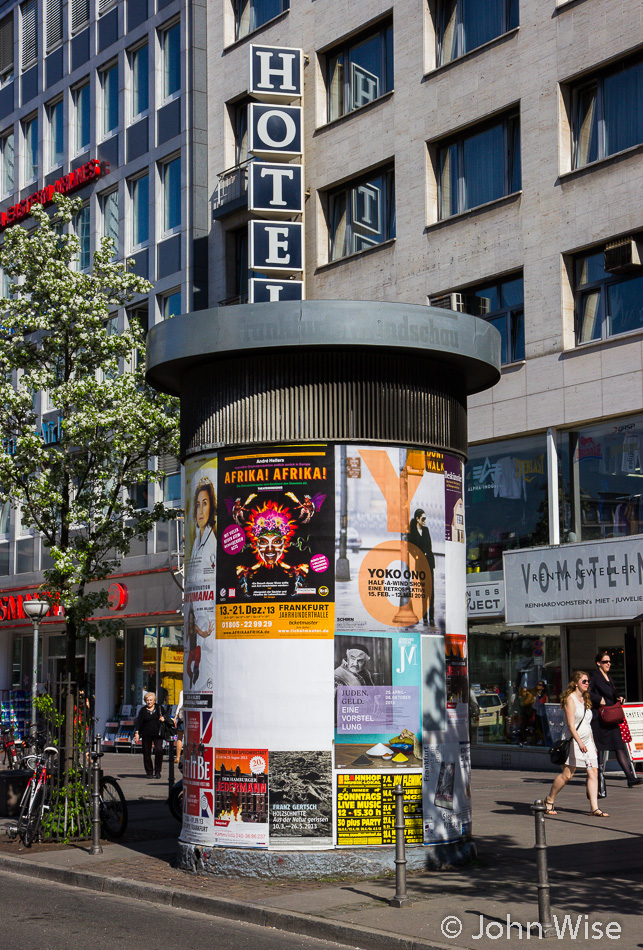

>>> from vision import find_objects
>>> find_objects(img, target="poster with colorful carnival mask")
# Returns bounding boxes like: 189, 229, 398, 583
216, 444, 335, 639
184, 456, 218, 701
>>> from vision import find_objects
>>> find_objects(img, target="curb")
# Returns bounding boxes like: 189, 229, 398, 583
0, 852, 467, 950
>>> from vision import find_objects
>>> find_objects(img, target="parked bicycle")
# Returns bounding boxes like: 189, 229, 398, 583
16, 745, 58, 847
0, 722, 19, 770
168, 777, 183, 822
99, 772, 128, 839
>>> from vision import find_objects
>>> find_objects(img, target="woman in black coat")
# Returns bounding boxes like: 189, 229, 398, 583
589, 651, 642, 787
133, 692, 169, 779
408, 508, 435, 627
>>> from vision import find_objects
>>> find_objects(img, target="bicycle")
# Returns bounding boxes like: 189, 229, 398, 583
99, 773, 128, 839
16, 745, 58, 847
0, 722, 19, 770
168, 777, 183, 822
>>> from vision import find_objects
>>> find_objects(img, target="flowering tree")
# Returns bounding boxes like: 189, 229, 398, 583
0, 194, 180, 676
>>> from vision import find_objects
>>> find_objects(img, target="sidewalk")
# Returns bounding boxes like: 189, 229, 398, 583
0, 755, 641, 950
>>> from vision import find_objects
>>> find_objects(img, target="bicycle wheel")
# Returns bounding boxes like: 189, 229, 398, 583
168, 780, 183, 822
22, 783, 45, 847
100, 776, 128, 839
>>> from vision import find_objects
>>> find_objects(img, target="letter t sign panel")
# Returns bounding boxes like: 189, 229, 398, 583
249, 221, 303, 272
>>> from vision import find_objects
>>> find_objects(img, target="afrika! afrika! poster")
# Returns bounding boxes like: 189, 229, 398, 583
216, 444, 335, 638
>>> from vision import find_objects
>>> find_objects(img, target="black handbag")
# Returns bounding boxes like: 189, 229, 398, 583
549, 737, 571, 765
157, 706, 174, 741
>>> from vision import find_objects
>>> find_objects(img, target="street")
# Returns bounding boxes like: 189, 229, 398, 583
0, 870, 355, 950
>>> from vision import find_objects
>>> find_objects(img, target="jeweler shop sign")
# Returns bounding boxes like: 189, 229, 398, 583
504, 536, 643, 625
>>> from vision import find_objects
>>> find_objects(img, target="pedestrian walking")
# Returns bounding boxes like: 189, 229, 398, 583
589, 651, 642, 787
133, 692, 169, 779
544, 671, 608, 818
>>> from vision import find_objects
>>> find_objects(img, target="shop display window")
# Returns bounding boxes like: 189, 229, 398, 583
465, 433, 549, 573
468, 622, 562, 747
559, 414, 643, 542
117, 625, 183, 716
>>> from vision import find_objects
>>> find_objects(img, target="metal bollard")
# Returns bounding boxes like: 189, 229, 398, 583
390, 784, 412, 907
89, 734, 103, 855
531, 800, 556, 937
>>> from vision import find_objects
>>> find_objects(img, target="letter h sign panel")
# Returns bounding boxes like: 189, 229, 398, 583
249, 45, 303, 101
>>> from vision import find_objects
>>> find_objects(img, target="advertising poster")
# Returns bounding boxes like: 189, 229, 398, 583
181, 709, 214, 845
214, 748, 269, 848
216, 444, 335, 639
269, 750, 333, 848
334, 631, 421, 769
184, 455, 218, 704
421, 634, 447, 734
444, 455, 465, 543
624, 703, 643, 762
422, 742, 472, 843
335, 446, 445, 633
336, 772, 423, 846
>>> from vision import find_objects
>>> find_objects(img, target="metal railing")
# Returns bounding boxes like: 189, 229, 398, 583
212, 159, 252, 211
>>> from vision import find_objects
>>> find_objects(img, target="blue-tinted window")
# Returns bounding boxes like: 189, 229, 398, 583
234, 0, 289, 42
162, 155, 181, 231
131, 44, 148, 118
102, 63, 118, 136
573, 56, 643, 168
75, 82, 90, 152
131, 173, 149, 246
327, 21, 393, 122
329, 166, 395, 261
437, 0, 518, 66
162, 22, 180, 99
574, 242, 643, 343
438, 112, 520, 218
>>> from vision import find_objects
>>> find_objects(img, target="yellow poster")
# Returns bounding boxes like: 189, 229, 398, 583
336, 772, 423, 846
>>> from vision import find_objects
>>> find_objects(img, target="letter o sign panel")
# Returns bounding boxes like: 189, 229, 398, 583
248, 104, 302, 160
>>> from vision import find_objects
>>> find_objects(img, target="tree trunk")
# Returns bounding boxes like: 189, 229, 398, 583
65, 615, 77, 680
64, 617, 77, 783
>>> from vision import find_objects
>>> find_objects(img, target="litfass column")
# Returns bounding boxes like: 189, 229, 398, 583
147, 300, 500, 877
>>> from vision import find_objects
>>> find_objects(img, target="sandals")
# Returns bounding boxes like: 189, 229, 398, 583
589, 808, 610, 818
544, 797, 557, 816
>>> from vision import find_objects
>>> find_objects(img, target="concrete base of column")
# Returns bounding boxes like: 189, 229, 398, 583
176, 838, 476, 880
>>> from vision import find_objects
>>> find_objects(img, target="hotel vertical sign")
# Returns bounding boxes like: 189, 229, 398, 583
247, 45, 304, 303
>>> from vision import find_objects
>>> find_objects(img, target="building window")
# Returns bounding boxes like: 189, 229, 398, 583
130, 43, 149, 119
101, 63, 119, 137
71, 0, 90, 34
101, 189, 119, 256
559, 414, 643, 543
574, 239, 643, 344
436, 0, 518, 67
571, 55, 643, 169
130, 173, 149, 247
232, 98, 249, 166
48, 99, 63, 169
432, 273, 524, 365
20, 0, 37, 70
76, 204, 90, 270
0, 130, 14, 196
465, 433, 548, 573
328, 166, 395, 262
161, 289, 181, 320
233, 0, 289, 42
0, 13, 14, 85
74, 81, 90, 153
46, 0, 63, 51
99, 0, 116, 13
161, 21, 180, 100
437, 111, 521, 219
23, 114, 37, 182
161, 155, 181, 232
326, 20, 393, 123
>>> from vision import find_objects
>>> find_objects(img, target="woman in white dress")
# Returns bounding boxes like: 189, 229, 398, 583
544, 671, 609, 818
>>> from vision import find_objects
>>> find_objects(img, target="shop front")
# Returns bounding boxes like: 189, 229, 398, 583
0, 567, 182, 737
465, 419, 643, 766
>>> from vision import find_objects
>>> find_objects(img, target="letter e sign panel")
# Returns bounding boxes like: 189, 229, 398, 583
249, 45, 303, 101
249, 104, 302, 160
249, 220, 303, 273
249, 162, 303, 216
